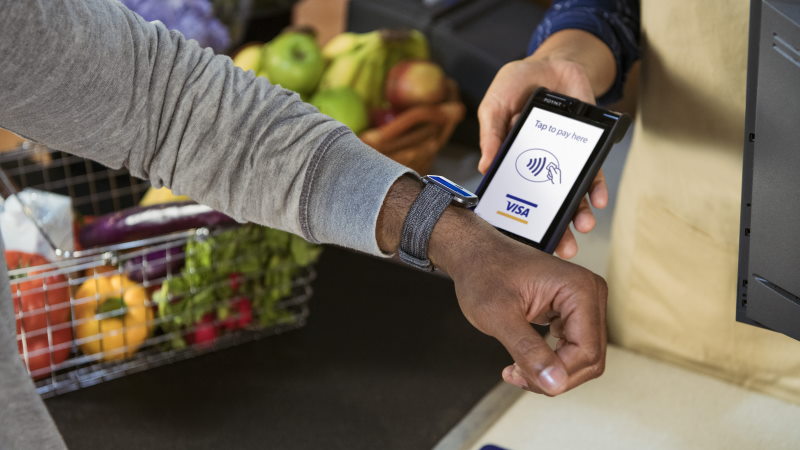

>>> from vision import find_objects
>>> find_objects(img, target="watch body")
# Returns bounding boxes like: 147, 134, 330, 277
422, 175, 479, 208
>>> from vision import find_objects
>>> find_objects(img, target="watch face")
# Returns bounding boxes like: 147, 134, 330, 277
425, 175, 479, 207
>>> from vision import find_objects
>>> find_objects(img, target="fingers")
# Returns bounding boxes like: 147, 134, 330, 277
589, 169, 608, 209
575, 169, 608, 233
550, 317, 564, 339
494, 317, 569, 395
572, 197, 596, 234
553, 276, 607, 384
515, 275, 607, 393
513, 321, 603, 394
530, 309, 558, 326
503, 363, 548, 395
555, 228, 578, 259
489, 252, 607, 396
556, 322, 602, 377
554, 169, 607, 258
502, 363, 528, 389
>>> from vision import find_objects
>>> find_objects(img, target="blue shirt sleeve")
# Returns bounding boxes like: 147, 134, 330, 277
529, 0, 640, 105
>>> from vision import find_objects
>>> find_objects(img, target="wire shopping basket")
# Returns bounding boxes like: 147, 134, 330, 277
1, 143, 319, 397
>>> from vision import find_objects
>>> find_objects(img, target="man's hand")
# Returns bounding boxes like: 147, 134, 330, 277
477, 30, 617, 259
377, 176, 607, 395
442, 216, 608, 395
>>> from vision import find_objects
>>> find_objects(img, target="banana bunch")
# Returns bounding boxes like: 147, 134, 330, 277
319, 30, 430, 109
382, 29, 430, 71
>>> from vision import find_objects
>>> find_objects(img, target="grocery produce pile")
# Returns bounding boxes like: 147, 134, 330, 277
153, 223, 320, 349
9, 187, 320, 380
232, 28, 451, 135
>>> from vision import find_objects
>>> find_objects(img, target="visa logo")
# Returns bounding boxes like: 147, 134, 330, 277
506, 201, 530, 218
496, 194, 538, 225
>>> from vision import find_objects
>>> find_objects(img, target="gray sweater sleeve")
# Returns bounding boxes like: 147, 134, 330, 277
0, 237, 67, 450
0, 0, 413, 256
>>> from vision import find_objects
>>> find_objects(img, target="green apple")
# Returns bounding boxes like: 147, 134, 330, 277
262, 32, 324, 96
311, 88, 369, 134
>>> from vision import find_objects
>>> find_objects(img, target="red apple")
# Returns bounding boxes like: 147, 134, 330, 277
385, 60, 447, 110
369, 106, 398, 128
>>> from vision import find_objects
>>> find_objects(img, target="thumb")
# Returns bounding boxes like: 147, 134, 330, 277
496, 318, 568, 395
477, 104, 511, 174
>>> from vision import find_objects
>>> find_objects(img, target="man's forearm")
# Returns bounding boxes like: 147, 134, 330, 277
0, 0, 410, 256
531, 29, 617, 99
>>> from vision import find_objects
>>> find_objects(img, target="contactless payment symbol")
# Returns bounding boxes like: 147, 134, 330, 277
516, 149, 561, 184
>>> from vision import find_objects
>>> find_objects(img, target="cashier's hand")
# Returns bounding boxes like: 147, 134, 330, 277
438, 215, 608, 395
477, 55, 608, 259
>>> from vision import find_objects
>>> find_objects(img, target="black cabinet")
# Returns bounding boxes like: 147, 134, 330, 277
738, 0, 800, 340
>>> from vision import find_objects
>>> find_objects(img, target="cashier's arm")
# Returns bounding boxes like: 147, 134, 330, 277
377, 176, 608, 396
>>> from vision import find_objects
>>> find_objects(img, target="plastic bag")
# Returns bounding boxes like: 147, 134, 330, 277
0, 188, 74, 259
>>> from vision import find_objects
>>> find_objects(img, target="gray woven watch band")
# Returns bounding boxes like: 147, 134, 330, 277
398, 182, 453, 271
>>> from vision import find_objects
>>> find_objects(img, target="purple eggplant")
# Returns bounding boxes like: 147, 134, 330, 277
79, 201, 236, 248
124, 245, 185, 283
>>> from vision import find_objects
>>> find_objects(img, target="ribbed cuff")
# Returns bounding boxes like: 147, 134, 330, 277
299, 127, 416, 257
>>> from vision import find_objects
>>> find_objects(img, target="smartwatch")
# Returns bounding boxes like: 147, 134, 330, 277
398, 175, 479, 271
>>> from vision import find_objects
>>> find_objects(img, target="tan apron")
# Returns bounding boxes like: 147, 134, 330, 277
607, 0, 800, 404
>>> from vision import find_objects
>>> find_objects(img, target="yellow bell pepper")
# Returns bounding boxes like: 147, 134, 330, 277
74, 273, 153, 361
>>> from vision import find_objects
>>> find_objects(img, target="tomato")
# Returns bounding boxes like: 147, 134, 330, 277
5, 251, 71, 333
17, 326, 73, 380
